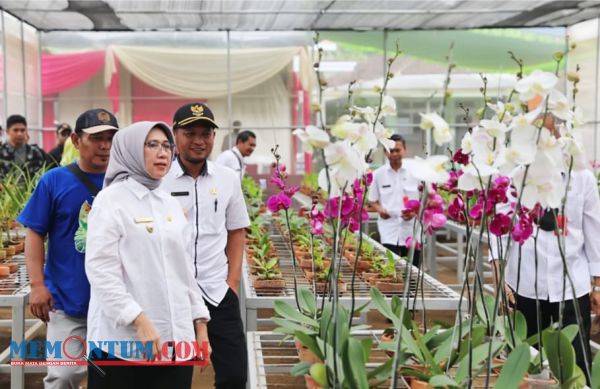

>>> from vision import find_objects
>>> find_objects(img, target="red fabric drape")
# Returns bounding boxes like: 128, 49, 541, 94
41, 50, 105, 96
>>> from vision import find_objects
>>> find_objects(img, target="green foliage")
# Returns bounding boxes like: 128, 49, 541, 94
495, 343, 530, 389
302, 172, 320, 192
241, 176, 263, 220
0, 163, 45, 245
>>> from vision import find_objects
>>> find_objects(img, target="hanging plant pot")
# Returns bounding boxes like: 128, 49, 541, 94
304, 374, 323, 389
519, 373, 559, 388
407, 377, 433, 389
294, 339, 322, 364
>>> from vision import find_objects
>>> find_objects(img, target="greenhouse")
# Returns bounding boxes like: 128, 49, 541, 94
1, 1, 600, 388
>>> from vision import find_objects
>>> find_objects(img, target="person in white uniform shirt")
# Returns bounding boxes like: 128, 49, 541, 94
161, 103, 250, 389
85, 121, 211, 389
368, 134, 421, 266
215, 130, 257, 180
491, 115, 600, 382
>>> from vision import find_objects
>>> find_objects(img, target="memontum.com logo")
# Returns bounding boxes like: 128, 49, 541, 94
10, 336, 210, 367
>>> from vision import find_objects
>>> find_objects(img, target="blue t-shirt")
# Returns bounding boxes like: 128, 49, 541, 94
17, 165, 104, 318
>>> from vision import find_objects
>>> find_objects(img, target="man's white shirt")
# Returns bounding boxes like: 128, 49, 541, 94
161, 159, 250, 306
490, 169, 600, 302
368, 160, 420, 246
215, 146, 245, 180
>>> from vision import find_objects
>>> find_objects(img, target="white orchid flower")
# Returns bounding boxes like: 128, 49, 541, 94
352, 123, 378, 154
457, 162, 498, 191
514, 70, 558, 101
330, 115, 356, 140
480, 119, 509, 139
561, 133, 587, 171
373, 122, 395, 151
352, 106, 376, 124
324, 140, 367, 184
410, 155, 449, 184
487, 100, 513, 123
461, 131, 473, 153
513, 152, 564, 209
420, 112, 453, 146
548, 89, 572, 121
381, 95, 397, 116
293, 125, 330, 153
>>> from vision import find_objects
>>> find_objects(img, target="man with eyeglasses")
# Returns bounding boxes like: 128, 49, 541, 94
161, 103, 250, 389
368, 133, 422, 267
18, 108, 118, 388
48, 123, 73, 168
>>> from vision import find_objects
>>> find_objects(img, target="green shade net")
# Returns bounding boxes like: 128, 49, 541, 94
320, 29, 567, 73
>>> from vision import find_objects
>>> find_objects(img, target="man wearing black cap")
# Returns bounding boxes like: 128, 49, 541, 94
18, 108, 118, 389
162, 103, 250, 389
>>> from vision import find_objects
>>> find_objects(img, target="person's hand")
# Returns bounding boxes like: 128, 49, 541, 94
30, 284, 55, 322
500, 284, 516, 314
591, 291, 600, 316
227, 279, 240, 296
133, 313, 161, 361
401, 209, 416, 221
195, 321, 212, 372
379, 209, 391, 219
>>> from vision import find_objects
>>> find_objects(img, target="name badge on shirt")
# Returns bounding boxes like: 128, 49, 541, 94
382, 184, 392, 188
171, 191, 189, 197
134, 217, 154, 224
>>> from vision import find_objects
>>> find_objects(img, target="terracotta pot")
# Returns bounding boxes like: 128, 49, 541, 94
361, 272, 379, 282
368, 277, 395, 287
3, 262, 18, 273
0, 250, 6, 260
518, 375, 559, 388
253, 278, 286, 290
304, 374, 323, 389
246, 256, 257, 267
0, 266, 9, 277
408, 377, 433, 389
380, 329, 395, 358
349, 259, 373, 272
5, 246, 15, 256
295, 339, 322, 364
300, 259, 330, 271
375, 280, 404, 293
8, 241, 24, 253
315, 281, 346, 294
259, 204, 267, 214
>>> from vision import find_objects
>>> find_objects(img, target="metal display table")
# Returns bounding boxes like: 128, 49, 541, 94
247, 330, 408, 388
0, 254, 44, 389
240, 222, 462, 331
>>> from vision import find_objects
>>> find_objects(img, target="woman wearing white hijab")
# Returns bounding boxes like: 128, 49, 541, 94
85, 121, 211, 389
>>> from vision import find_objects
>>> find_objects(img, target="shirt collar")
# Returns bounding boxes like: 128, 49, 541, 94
174, 156, 213, 178
125, 177, 170, 201
232, 146, 243, 159
385, 161, 405, 173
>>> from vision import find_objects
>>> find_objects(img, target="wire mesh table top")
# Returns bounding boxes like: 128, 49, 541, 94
243, 220, 461, 310
0, 254, 30, 298
247, 331, 501, 389
247, 330, 409, 389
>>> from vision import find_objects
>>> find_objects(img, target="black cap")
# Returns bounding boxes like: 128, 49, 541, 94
74, 108, 119, 134
172, 103, 218, 129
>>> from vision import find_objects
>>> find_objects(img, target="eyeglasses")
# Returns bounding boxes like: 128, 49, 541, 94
145, 141, 175, 153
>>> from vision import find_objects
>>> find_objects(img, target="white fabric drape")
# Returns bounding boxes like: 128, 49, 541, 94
107, 45, 305, 98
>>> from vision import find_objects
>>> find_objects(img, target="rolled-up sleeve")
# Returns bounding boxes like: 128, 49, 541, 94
85, 196, 143, 327
582, 170, 600, 276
